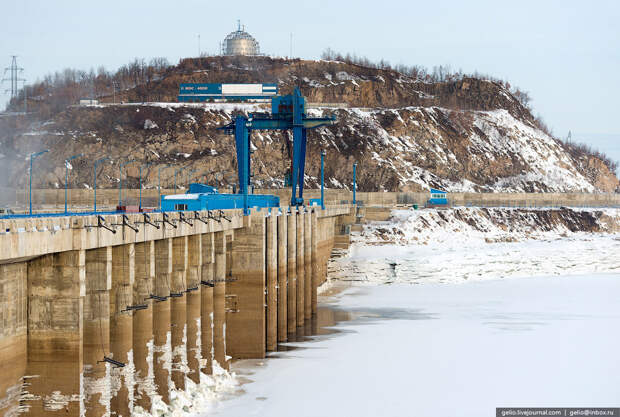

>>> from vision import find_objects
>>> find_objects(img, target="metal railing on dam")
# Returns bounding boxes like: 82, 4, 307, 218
0, 205, 353, 416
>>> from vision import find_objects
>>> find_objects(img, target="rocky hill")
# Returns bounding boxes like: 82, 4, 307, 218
0, 56, 617, 194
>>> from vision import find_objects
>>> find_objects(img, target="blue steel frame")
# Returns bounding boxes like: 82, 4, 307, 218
219, 88, 335, 214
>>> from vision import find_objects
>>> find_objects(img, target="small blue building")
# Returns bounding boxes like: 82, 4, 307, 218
427, 188, 448, 207
161, 183, 279, 211
178, 83, 278, 102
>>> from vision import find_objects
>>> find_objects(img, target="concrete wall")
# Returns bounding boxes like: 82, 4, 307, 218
4, 188, 619, 213
0, 205, 350, 417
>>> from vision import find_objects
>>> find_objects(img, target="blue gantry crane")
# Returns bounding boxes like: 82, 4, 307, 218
219, 87, 336, 209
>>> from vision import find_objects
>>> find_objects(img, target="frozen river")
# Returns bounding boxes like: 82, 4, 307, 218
203, 271, 620, 416
182, 211, 620, 417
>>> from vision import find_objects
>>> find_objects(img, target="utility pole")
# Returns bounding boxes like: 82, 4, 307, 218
112, 81, 118, 104
290, 33, 293, 58
2, 56, 26, 111
198, 34, 201, 57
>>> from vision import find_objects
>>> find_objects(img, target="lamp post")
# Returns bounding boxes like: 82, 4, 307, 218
186, 169, 197, 190
352, 162, 357, 206
64, 153, 83, 214
321, 150, 326, 210
158, 165, 172, 210
119, 159, 136, 207
139, 163, 152, 209
173, 167, 184, 191
94, 157, 109, 212
29, 149, 49, 215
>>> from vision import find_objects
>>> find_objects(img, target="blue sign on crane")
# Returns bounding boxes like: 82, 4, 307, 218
218, 87, 336, 212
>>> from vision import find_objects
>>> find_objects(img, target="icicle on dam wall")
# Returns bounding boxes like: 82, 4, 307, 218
0, 205, 353, 416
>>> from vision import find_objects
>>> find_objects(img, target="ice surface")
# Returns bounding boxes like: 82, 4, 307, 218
202, 274, 620, 417
190, 208, 619, 417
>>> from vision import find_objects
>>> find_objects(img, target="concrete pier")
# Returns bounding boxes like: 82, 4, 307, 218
296, 212, 305, 328
227, 214, 266, 358
311, 211, 318, 314
83, 247, 110, 417
213, 231, 227, 369
266, 214, 277, 351
153, 238, 172, 404
110, 243, 134, 417
0, 206, 350, 417
186, 234, 202, 384
277, 213, 288, 342
304, 211, 312, 320
133, 241, 154, 413
170, 236, 188, 391
287, 211, 297, 335
200, 233, 214, 375
0, 263, 27, 417
25, 251, 85, 416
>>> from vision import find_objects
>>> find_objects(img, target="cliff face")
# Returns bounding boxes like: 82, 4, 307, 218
116, 56, 531, 120
0, 57, 617, 193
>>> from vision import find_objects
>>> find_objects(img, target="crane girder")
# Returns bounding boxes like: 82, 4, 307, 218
218, 87, 336, 209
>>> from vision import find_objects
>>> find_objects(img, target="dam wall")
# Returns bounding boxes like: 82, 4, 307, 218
0, 205, 351, 417
2, 188, 619, 213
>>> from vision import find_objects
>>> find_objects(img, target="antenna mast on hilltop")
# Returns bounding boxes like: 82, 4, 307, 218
2, 56, 25, 98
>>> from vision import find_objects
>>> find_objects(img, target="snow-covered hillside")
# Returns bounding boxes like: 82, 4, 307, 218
1, 57, 617, 192
356, 207, 619, 245
307, 106, 613, 192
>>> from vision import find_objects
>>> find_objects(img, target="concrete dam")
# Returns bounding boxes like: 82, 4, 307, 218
0, 205, 353, 416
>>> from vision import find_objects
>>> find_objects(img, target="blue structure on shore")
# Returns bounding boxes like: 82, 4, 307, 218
160, 183, 279, 211
427, 188, 448, 207
178, 83, 278, 102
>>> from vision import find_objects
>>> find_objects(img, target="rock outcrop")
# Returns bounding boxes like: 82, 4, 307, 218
0, 56, 617, 193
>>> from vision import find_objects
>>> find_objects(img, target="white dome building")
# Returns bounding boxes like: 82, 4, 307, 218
222, 21, 260, 56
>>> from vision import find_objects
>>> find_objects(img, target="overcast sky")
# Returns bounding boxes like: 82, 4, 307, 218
2, 0, 618, 167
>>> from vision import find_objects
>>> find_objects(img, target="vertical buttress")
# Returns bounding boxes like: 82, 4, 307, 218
213, 231, 227, 369
171, 236, 188, 391
311, 211, 319, 315
276, 213, 288, 342
286, 211, 297, 335
25, 251, 85, 416
186, 234, 202, 384
83, 247, 111, 417
110, 243, 135, 417
153, 238, 172, 403
304, 211, 312, 320
200, 233, 214, 375
296, 211, 305, 327
266, 214, 277, 351
133, 241, 155, 413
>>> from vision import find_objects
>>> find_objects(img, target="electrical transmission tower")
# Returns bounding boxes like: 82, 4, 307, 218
2, 56, 26, 98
